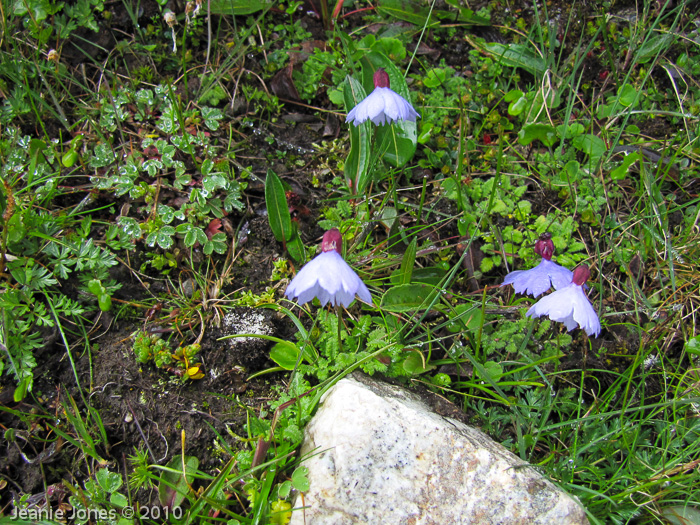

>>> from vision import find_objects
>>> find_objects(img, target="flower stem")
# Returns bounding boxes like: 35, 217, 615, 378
335, 306, 342, 353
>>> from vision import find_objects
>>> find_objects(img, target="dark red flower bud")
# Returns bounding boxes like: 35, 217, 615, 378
534, 238, 555, 260
373, 69, 390, 89
322, 228, 342, 254
572, 265, 590, 286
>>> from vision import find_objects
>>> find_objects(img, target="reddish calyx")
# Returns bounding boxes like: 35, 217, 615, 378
534, 238, 555, 261
572, 265, 591, 286
322, 228, 343, 254
373, 69, 390, 89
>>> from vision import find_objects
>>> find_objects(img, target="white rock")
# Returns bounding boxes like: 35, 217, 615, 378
291, 374, 589, 525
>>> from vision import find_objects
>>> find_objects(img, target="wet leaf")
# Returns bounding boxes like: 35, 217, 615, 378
518, 123, 557, 147
381, 283, 436, 312
403, 351, 435, 375
158, 455, 199, 509
291, 466, 310, 492
397, 237, 417, 284
482, 42, 546, 77
264, 169, 292, 243
343, 77, 371, 193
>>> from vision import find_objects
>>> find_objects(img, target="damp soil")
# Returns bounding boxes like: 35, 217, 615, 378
1, 0, 693, 518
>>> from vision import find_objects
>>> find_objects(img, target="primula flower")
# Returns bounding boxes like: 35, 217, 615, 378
526, 265, 601, 337
285, 229, 372, 308
501, 235, 573, 297
346, 69, 420, 127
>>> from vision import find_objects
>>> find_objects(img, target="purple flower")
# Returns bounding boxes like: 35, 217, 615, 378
285, 229, 372, 308
526, 265, 601, 337
501, 235, 573, 297
346, 69, 420, 127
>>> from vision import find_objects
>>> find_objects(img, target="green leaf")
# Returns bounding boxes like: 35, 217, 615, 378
269, 342, 301, 370
507, 93, 528, 116
146, 226, 176, 250
660, 505, 700, 525
117, 217, 142, 239
207, 0, 273, 15
403, 351, 435, 375
110, 492, 128, 508
636, 33, 673, 64
685, 336, 700, 356
202, 173, 227, 193
423, 68, 447, 88
518, 123, 557, 147
343, 77, 371, 193
380, 283, 436, 312
376, 0, 440, 27
441, 0, 490, 24
617, 84, 638, 107
556, 122, 585, 139
446, 304, 483, 333
476, 360, 503, 381
291, 466, 310, 492
286, 231, 306, 263
398, 238, 417, 284
158, 456, 199, 509
482, 42, 547, 76
62, 150, 78, 168
264, 169, 293, 243
573, 134, 606, 165
14, 377, 30, 402
184, 226, 208, 248
208, 232, 228, 255
98, 294, 112, 312
96, 468, 123, 493
610, 151, 640, 180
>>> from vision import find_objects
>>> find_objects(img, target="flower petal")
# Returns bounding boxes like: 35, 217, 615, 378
542, 259, 574, 290
285, 251, 372, 307
346, 87, 419, 126
526, 284, 600, 337
502, 259, 573, 297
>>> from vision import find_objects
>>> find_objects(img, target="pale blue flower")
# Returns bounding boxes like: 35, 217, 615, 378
285, 229, 372, 308
346, 69, 420, 127
526, 265, 601, 337
501, 236, 572, 297
502, 259, 573, 298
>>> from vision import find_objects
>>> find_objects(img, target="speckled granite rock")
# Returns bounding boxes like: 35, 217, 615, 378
290, 374, 589, 525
